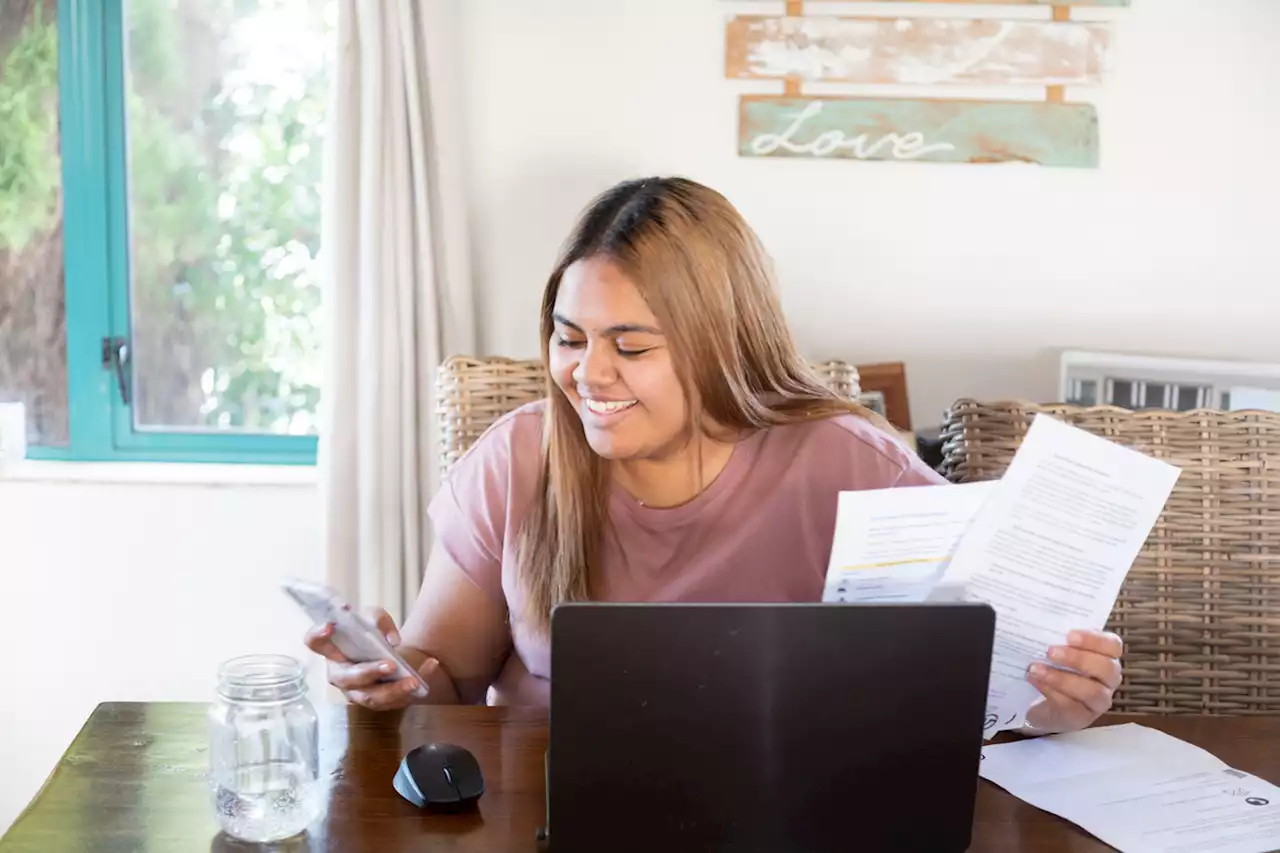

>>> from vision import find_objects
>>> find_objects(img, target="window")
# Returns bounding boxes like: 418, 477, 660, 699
0, 0, 333, 464
1061, 351, 1280, 415
1174, 385, 1201, 411
1066, 379, 1097, 407
1140, 383, 1167, 410
1107, 379, 1135, 409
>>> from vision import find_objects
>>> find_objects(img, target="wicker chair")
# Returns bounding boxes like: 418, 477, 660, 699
940, 399, 1280, 716
435, 355, 863, 473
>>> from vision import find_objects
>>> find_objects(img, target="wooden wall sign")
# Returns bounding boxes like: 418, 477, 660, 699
740, 96, 1098, 168
726, 17, 1112, 87
724, 0, 1128, 168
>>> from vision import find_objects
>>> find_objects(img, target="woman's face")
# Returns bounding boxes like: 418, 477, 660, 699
549, 256, 689, 461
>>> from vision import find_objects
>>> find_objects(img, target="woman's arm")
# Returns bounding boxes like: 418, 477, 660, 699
397, 538, 513, 705
307, 540, 512, 708
307, 408, 538, 709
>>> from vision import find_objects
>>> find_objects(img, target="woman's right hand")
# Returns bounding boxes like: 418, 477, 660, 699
303, 608, 459, 709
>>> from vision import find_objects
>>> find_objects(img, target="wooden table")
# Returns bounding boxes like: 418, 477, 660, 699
3, 704, 1278, 852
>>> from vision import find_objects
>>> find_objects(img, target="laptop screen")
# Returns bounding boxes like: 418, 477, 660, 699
547, 602, 994, 853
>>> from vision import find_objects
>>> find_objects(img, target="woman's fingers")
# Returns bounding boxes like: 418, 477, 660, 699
304, 606, 422, 711
366, 607, 401, 646
331, 658, 421, 710
345, 657, 460, 708
347, 677, 422, 711
1025, 683, 1091, 733
1029, 663, 1114, 717
304, 622, 350, 664
1047, 644, 1123, 691
1066, 629, 1124, 659
328, 659, 400, 691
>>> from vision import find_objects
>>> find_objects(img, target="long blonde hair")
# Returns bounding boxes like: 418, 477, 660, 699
517, 177, 888, 633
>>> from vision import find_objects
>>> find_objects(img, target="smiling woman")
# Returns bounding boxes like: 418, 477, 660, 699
303, 177, 1127, 735
549, 258, 687, 467
522, 177, 904, 631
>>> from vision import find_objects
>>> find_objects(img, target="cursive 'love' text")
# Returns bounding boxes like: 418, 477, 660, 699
749, 101, 957, 160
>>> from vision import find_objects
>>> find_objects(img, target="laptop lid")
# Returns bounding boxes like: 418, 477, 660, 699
547, 602, 995, 853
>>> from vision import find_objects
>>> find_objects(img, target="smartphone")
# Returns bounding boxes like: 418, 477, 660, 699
282, 578, 429, 698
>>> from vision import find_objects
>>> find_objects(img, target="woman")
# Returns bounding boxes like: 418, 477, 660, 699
306, 177, 1123, 734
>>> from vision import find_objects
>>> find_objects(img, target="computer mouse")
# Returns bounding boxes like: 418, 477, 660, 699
393, 742, 485, 812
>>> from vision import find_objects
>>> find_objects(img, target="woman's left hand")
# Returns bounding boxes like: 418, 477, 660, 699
1024, 629, 1124, 734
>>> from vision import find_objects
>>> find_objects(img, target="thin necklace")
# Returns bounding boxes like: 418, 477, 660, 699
623, 434, 739, 509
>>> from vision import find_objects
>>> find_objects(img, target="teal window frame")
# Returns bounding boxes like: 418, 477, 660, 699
27, 0, 318, 465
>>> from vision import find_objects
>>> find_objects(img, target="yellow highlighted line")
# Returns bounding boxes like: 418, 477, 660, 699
840, 557, 941, 572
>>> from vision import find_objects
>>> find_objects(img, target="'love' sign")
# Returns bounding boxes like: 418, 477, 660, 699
739, 97, 1099, 168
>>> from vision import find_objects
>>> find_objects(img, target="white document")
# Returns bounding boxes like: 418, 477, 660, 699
822, 482, 996, 604
940, 414, 1181, 736
981, 724, 1280, 853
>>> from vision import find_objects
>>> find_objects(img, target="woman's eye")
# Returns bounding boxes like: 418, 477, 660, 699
556, 337, 585, 349
617, 348, 652, 358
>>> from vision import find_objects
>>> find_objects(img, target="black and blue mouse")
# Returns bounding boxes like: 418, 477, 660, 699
393, 743, 485, 812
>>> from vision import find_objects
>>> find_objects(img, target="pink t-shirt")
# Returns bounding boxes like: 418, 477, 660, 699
427, 400, 946, 706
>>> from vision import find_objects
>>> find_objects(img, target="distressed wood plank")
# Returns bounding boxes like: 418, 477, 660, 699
739, 96, 1099, 168
726, 16, 1111, 86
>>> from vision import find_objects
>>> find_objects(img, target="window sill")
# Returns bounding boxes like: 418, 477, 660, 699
0, 460, 318, 487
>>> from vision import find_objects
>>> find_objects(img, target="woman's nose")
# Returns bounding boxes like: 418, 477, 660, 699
572, 341, 616, 388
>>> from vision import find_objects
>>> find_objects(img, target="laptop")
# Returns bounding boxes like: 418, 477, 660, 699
544, 602, 995, 853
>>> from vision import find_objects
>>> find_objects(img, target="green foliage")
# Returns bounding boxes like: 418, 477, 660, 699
0, 0, 328, 437
125, 0, 328, 433
0, 2, 59, 251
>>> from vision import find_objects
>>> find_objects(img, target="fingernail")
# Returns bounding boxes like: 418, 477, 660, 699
1029, 664, 1048, 679
1049, 647, 1065, 662
386, 630, 401, 646
404, 680, 419, 692
380, 662, 395, 674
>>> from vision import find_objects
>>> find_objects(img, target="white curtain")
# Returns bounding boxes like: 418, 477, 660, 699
319, 0, 475, 621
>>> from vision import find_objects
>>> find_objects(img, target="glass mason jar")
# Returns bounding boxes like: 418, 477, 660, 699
208, 655, 322, 843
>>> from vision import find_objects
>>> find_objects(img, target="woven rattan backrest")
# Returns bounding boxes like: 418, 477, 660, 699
940, 399, 1280, 715
435, 356, 862, 473
436, 357, 547, 473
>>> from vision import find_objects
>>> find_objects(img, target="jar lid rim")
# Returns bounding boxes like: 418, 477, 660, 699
217, 654, 304, 687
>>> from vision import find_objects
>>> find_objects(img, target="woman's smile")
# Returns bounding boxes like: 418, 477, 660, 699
581, 397, 639, 424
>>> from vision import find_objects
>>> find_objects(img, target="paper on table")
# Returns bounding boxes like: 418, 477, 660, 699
822, 482, 996, 604
939, 414, 1181, 736
981, 724, 1280, 853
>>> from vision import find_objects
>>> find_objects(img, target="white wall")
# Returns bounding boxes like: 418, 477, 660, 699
457, 0, 1280, 428
0, 473, 325, 833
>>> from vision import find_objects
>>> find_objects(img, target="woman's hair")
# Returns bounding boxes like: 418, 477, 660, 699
516, 176, 890, 633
